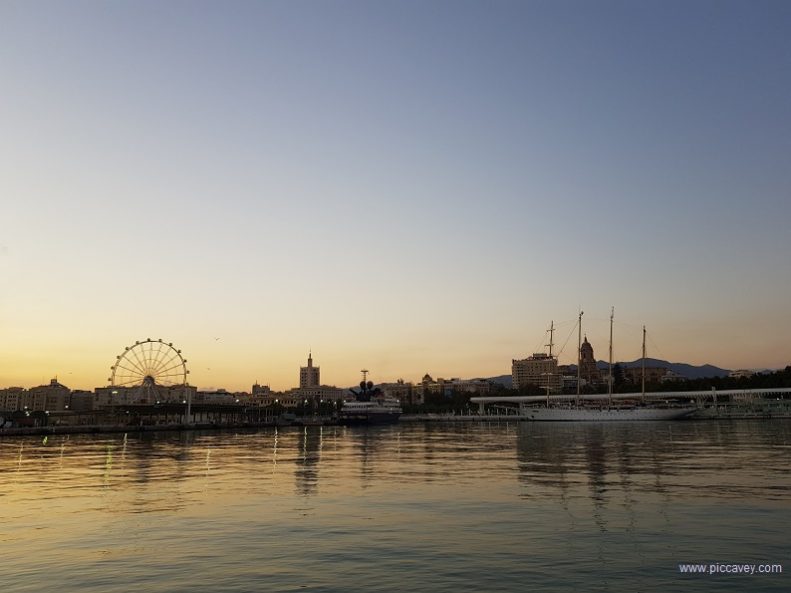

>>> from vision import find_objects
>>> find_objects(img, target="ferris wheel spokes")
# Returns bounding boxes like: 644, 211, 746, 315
110, 339, 188, 389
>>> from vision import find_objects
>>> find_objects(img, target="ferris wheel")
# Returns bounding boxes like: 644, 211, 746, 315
109, 339, 189, 387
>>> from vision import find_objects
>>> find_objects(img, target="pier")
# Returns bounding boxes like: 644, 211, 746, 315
470, 388, 791, 419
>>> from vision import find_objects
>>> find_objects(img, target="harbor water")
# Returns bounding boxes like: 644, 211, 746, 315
1, 420, 789, 592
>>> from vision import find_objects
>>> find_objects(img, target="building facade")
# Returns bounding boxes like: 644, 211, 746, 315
94, 384, 197, 407
729, 369, 755, 379
0, 387, 26, 412
299, 352, 320, 388
69, 390, 95, 412
512, 354, 563, 392
624, 366, 669, 385
379, 380, 421, 405
419, 375, 491, 397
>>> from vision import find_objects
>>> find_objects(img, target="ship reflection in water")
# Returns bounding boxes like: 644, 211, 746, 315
1, 421, 789, 592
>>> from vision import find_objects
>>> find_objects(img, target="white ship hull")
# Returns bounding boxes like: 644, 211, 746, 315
522, 405, 697, 422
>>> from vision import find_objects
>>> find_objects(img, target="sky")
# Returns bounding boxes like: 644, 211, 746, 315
1, 0, 790, 391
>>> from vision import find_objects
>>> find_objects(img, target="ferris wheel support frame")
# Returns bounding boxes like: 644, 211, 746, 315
108, 338, 192, 422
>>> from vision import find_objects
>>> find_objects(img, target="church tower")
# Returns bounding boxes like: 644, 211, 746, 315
579, 336, 601, 386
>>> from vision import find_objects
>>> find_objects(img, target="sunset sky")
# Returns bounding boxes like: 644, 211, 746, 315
2, 1, 789, 391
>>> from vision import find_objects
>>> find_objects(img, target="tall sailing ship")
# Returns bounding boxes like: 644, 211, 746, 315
522, 310, 697, 421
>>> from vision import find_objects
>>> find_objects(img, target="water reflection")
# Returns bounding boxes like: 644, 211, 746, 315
515, 420, 791, 524
295, 426, 322, 496
0, 427, 787, 508
1, 421, 790, 593
3, 422, 791, 503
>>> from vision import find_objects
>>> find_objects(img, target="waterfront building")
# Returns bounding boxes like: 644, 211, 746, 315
0, 382, 71, 414
194, 389, 240, 404
562, 375, 579, 392
24, 378, 71, 412
300, 352, 320, 388
379, 379, 421, 405
0, 387, 25, 412
272, 352, 345, 407
251, 384, 346, 409
661, 370, 685, 383
250, 386, 344, 409
94, 384, 197, 407
420, 374, 442, 397
252, 383, 271, 396
623, 366, 668, 384
730, 369, 756, 379
250, 383, 273, 405
245, 353, 345, 409
454, 378, 491, 394
419, 374, 491, 397
282, 385, 347, 405
263, 393, 299, 408
69, 390, 94, 412
246, 389, 284, 408
512, 354, 563, 392
94, 386, 141, 406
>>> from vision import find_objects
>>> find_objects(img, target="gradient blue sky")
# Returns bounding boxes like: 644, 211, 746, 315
1, 0, 789, 390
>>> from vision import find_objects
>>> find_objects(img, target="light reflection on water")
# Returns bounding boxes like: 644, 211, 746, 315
1, 420, 789, 592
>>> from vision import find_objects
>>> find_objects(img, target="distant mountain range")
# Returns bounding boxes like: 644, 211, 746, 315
487, 358, 731, 389
595, 358, 730, 379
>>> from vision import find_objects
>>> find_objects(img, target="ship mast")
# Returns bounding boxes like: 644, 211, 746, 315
608, 307, 614, 407
546, 320, 555, 407
576, 310, 583, 406
641, 327, 646, 402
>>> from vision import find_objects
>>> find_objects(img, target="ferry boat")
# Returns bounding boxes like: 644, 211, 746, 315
339, 370, 402, 425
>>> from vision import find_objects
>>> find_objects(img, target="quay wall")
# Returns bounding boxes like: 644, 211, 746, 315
2, 407, 790, 437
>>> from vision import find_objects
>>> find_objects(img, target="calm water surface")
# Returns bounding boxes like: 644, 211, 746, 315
1, 420, 789, 592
